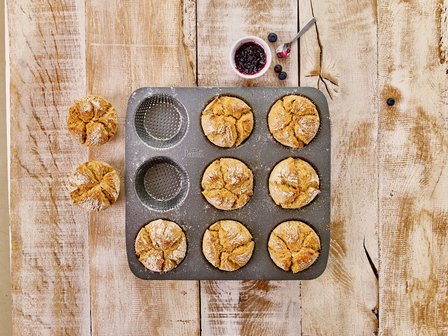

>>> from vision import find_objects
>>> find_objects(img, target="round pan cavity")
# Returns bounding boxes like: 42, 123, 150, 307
134, 157, 189, 211
134, 94, 188, 149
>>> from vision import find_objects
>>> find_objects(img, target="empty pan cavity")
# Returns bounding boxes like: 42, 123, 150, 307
134, 94, 188, 149
134, 157, 189, 211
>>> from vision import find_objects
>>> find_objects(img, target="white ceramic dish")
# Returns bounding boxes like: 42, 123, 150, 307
229, 36, 272, 79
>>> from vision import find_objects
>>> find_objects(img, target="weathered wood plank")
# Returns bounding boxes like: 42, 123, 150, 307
1, 0, 12, 332
7, 0, 90, 334
299, 1, 379, 334
0, 0, 12, 335
378, 1, 448, 334
85, 1, 200, 335
197, 1, 301, 335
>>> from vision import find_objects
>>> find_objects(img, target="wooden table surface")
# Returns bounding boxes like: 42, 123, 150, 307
7, 0, 448, 335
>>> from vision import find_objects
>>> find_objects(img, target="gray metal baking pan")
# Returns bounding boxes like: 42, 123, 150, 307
125, 87, 330, 280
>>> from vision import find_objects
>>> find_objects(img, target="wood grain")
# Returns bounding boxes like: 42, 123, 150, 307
197, 1, 301, 335
7, 0, 90, 334
0, 0, 12, 332
299, 1, 379, 334
378, 0, 448, 334
85, 1, 199, 335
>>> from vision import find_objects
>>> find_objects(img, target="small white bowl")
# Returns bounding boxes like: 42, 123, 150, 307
229, 36, 272, 79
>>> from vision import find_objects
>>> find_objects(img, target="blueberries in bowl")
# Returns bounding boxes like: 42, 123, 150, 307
234, 42, 267, 75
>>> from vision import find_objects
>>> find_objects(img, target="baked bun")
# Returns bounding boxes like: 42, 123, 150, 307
201, 158, 253, 210
68, 95, 117, 146
201, 96, 253, 147
269, 157, 319, 209
202, 220, 254, 271
135, 219, 187, 273
268, 95, 319, 148
69, 160, 120, 211
268, 221, 320, 273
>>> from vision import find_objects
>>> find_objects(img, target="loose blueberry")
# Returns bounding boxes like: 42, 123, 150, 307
274, 64, 282, 73
278, 71, 287, 80
268, 33, 278, 43
387, 98, 395, 106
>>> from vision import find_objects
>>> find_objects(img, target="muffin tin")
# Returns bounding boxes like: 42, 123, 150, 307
125, 87, 330, 280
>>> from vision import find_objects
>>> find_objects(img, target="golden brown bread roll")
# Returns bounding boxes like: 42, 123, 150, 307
69, 160, 120, 211
201, 158, 253, 210
201, 96, 254, 147
134, 219, 187, 273
67, 95, 117, 146
268, 221, 320, 273
202, 220, 254, 271
269, 157, 319, 209
268, 95, 319, 148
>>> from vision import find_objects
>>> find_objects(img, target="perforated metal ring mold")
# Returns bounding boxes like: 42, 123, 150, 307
134, 94, 189, 148
135, 157, 189, 211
